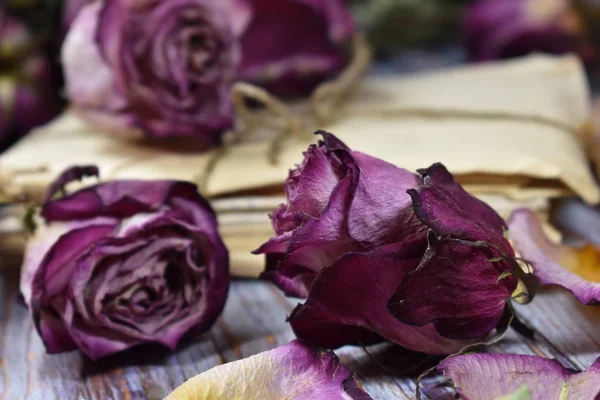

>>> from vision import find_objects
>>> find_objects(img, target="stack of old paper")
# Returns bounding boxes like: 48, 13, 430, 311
0, 54, 596, 276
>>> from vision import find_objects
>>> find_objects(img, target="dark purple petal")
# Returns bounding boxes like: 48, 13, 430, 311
508, 208, 600, 305
388, 233, 516, 339
289, 242, 475, 354
29, 223, 118, 354
409, 163, 509, 249
438, 353, 600, 399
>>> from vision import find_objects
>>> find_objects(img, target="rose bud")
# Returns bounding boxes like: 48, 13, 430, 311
255, 132, 531, 354
435, 353, 600, 399
464, 0, 593, 62
235, 0, 355, 97
20, 166, 229, 360
165, 340, 372, 400
61, 0, 238, 143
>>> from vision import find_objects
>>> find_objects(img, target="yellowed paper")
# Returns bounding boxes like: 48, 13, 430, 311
1, 54, 595, 204
0, 55, 596, 277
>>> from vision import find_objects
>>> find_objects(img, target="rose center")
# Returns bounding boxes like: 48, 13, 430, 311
164, 262, 184, 292
129, 287, 155, 310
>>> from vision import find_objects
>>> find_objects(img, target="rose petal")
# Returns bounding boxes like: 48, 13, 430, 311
43, 165, 99, 203
42, 174, 206, 222
259, 172, 361, 298
409, 163, 509, 250
508, 208, 600, 305
289, 242, 474, 355
62, 2, 127, 110
388, 233, 516, 339
238, 0, 354, 96
437, 353, 600, 399
20, 217, 116, 306
164, 340, 371, 400
348, 151, 423, 247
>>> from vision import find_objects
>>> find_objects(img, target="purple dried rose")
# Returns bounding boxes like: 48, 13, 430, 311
236, 0, 356, 97
436, 353, 600, 399
165, 340, 372, 399
62, 0, 238, 143
255, 132, 525, 355
20, 166, 229, 360
464, 0, 595, 62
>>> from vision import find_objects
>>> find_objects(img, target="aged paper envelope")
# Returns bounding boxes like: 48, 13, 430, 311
0, 54, 595, 203
0, 54, 597, 277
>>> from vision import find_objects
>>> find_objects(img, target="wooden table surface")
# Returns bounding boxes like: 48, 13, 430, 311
1, 264, 600, 400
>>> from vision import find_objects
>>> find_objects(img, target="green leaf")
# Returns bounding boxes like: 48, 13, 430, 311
497, 271, 513, 282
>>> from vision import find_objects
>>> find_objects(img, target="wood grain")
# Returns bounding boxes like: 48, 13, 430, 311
1, 266, 599, 400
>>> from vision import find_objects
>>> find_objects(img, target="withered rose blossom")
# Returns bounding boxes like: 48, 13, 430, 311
464, 0, 595, 62
235, 0, 355, 97
165, 340, 372, 400
256, 132, 523, 355
437, 353, 600, 399
62, 0, 238, 143
20, 166, 229, 360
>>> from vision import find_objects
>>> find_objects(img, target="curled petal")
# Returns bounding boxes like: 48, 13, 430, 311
43, 165, 99, 203
437, 353, 600, 399
388, 233, 516, 339
289, 243, 474, 355
410, 163, 509, 251
164, 340, 372, 400
508, 208, 600, 305
42, 170, 210, 222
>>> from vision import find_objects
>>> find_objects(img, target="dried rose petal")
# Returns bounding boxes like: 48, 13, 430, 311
508, 208, 600, 305
437, 353, 600, 399
164, 340, 372, 400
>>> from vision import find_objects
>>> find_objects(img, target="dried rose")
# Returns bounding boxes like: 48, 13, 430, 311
255, 132, 523, 354
464, 0, 594, 62
20, 166, 229, 360
436, 353, 600, 399
164, 340, 372, 400
508, 208, 600, 305
236, 0, 355, 97
62, 0, 238, 143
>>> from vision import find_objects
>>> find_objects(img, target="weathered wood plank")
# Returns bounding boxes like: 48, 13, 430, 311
1, 265, 600, 400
